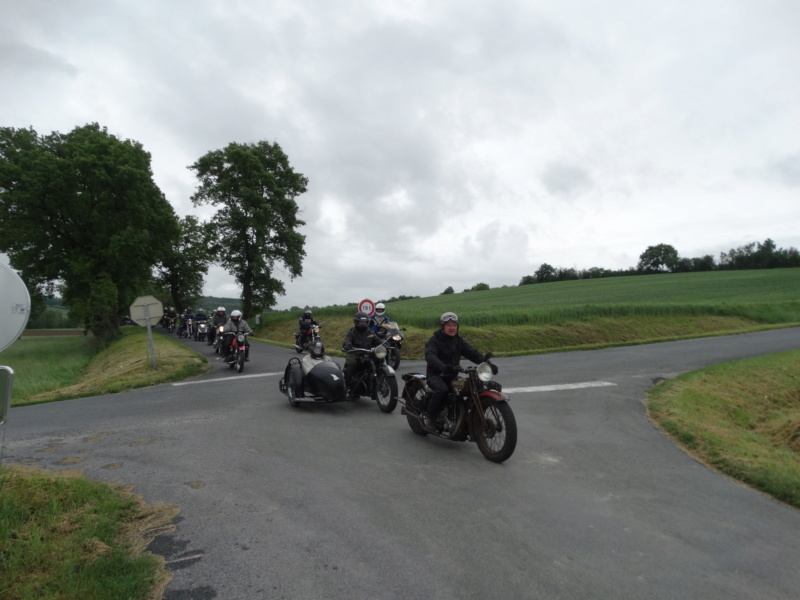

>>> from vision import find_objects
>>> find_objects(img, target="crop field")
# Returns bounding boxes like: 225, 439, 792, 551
264, 268, 800, 329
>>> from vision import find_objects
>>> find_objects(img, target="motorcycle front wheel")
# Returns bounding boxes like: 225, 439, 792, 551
375, 374, 398, 413
237, 353, 245, 373
387, 347, 401, 370
471, 400, 517, 463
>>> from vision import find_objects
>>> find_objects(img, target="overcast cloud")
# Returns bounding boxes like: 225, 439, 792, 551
2, 1, 798, 310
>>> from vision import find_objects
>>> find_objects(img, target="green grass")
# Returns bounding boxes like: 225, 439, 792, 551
647, 350, 800, 508
1, 328, 209, 407
0, 466, 177, 600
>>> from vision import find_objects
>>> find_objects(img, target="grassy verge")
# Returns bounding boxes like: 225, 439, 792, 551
2, 327, 210, 407
647, 350, 800, 508
0, 465, 179, 600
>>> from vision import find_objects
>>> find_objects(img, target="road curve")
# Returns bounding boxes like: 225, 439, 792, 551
3, 327, 799, 600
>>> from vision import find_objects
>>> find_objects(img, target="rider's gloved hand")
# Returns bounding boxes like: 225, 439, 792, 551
490, 362, 499, 375
443, 364, 457, 376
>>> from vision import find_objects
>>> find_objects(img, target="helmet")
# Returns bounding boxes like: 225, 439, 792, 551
217, 306, 226, 313
197, 308, 204, 313
309, 341, 325, 360
354, 311, 369, 326
231, 310, 242, 321
304, 309, 312, 318
440, 312, 459, 325
375, 302, 385, 315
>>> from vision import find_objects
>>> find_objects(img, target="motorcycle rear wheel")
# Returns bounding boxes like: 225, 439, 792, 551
471, 400, 517, 463
402, 379, 428, 435
375, 374, 398, 413
388, 348, 401, 370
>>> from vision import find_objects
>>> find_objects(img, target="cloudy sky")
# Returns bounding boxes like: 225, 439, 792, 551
3, 1, 799, 310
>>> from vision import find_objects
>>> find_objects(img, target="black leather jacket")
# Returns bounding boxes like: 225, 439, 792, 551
342, 326, 379, 352
424, 329, 485, 377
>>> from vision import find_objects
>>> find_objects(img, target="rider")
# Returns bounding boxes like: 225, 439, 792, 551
165, 306, 178, 329
369, 302, 390, 337
178, 307, 194, 337
424, 311, 498, 430
221, 310, 253, 362
194, 308, 208, 340
342, 311, 380, 397
209, 306, 227, 345
296, 309, 319, 346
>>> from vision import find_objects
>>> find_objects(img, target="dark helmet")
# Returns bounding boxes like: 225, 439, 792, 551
304, 309, 312, 318
440, 311, 459, 325
354, 311, 369, 327
309, 341, 325, 360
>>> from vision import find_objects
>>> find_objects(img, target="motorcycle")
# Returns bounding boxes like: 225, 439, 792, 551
399, 356, 517, 463
178, 317, 194, 339
294, 321, 324, 353
376, 321, 405, 370
279, 342, 348, 407
212, 325, 225, 354
195, 321, 209, 342
222, 331, 250, 373
344, 340, 398, 413
165, 317, 176, 333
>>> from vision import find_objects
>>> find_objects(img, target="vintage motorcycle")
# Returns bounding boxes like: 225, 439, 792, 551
345, 340, 398, 413
400, 356, 517, 463
279, 341, 348, 407
222, 331, 250, 373
294, 321, 324, 353
195, 321, 209, 342
178, 317, 194, 339
212, 325, 226, 354
376, 321, 405, 369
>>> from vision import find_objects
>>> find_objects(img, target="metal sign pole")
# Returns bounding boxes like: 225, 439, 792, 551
143, 305, 157, 369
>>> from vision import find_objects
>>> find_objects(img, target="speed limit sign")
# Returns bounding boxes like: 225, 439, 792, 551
358, 298, 375, 317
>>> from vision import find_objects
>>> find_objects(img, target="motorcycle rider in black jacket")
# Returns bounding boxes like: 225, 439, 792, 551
424, 311, 497, 429
342, 311, 379, 397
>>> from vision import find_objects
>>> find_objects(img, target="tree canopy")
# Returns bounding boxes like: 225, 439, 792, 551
190, 140, 308, 317
154, 215, 212, 310
0, 123, 178, 344
637, 244, 679, 273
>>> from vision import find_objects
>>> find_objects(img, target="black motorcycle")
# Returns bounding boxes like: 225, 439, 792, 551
345, 341, 398, 413
400, 356, 517, 463
294, 321, 324, 353
376, 321, 405, 370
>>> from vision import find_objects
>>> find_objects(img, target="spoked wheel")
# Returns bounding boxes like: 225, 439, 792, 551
402, 379, 428, 436
236, 353, 245, 373
287, 370, 300, 407
471, 400, 517, 463
375, 374, 398, 413
388, 348, 401, 370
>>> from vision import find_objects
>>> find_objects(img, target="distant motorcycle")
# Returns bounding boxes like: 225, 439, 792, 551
294, 321, 324, 353
280, 342, 348, 407
212, 325, 225, 354
400, 355, 517, 463
345, 340, 398, 413
376, 321, 405, 370
195, 321, 209, 342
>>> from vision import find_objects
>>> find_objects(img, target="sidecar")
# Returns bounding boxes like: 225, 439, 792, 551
279, 342, 347, 407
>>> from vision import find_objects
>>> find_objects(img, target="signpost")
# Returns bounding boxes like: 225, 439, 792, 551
130, 295, 163, 370
358, 298, 375, 317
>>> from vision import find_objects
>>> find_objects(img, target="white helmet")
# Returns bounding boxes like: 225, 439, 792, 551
375, 302, 386, 315
230, 310, 242, 320
217, 306, 226, 312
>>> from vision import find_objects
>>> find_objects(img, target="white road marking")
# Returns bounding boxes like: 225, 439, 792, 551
172, 372, 283, 386
503, 381, 617, 393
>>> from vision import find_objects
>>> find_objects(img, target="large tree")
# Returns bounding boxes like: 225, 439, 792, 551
0, 123, 178, 344
637, 244, 679, 273
154, 215, 213, 310
189, 140, 307, 317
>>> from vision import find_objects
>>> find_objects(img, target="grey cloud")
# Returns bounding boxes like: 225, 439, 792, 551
541, 162, 592, 197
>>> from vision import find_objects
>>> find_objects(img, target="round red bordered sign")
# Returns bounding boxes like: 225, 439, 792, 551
358, 298, 375, 317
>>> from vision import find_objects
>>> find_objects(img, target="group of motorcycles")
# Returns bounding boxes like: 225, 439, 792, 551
279, 321, 518, 463
161, 314, 250, 374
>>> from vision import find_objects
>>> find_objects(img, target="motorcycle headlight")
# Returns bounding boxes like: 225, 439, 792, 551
392, 334, 402, 341
477, 362, 493, 382
374, 345, 387, 360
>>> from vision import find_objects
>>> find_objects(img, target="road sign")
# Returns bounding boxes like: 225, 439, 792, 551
0, 263, 31, 354
130, 295, 163, 326
358, 298, 375, 317
129, 296, 163, 369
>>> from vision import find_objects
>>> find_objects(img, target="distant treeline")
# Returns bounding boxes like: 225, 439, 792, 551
517, 238, 799, 286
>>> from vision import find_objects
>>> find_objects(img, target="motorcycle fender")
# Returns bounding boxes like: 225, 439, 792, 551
479, 390, 509, 403
380, 365, 396, 377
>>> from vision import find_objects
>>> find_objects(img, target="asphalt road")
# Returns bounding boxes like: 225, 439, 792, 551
2, 328, 799, 600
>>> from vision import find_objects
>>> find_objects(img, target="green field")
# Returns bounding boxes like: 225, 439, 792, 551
257, 269, 800, 356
